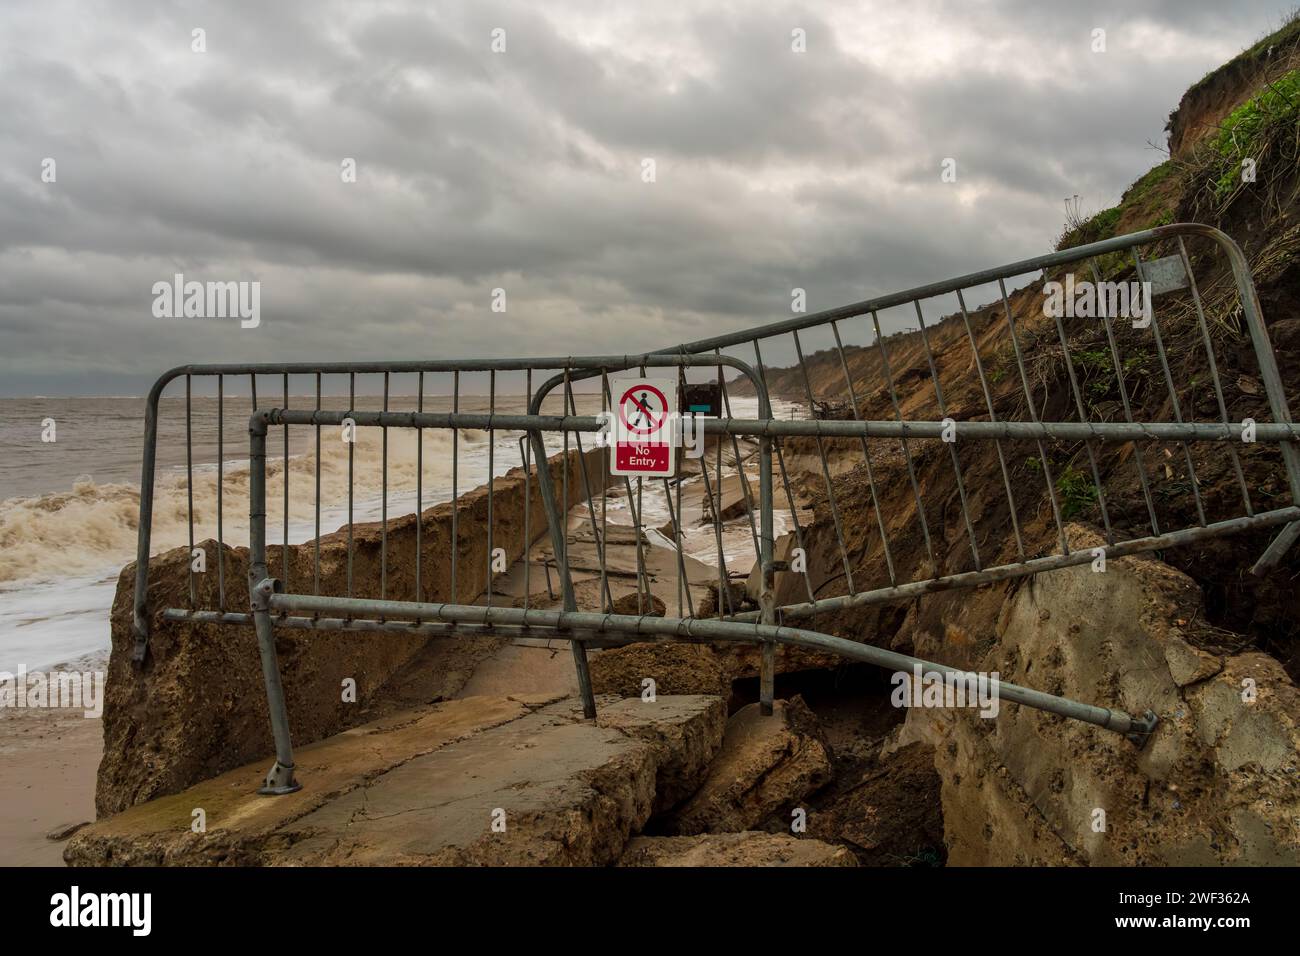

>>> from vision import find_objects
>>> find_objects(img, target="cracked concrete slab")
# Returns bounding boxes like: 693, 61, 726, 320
620, 832, 858, 867
67, 693, 723, 867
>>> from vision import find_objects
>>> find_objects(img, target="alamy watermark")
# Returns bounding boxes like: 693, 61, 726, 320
890, 664, 1000, 718
0, 666, 105, 718
50, 886, 151, 936
152, 273, 260, 328
1043, 275, 1151, 328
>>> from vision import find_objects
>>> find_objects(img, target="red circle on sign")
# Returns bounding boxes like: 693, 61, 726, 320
618, 384, 668, 436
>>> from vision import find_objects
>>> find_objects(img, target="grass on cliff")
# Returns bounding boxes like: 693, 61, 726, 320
1209, 68, 1300, 203
1179, 8, 1300, 105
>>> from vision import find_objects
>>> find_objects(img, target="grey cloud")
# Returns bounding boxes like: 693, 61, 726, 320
0, 0, 1286, 394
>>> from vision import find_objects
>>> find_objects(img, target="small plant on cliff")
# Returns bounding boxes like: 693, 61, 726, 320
1056, 203, 1122, 252
1055, 464, 1099, 519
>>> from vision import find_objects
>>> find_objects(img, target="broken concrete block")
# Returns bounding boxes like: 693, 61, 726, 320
620, 832, 856, 867
588, 695, 727, 813
665, 696, 833, 835
280, 706, 658, 866
66, 694, 728, 868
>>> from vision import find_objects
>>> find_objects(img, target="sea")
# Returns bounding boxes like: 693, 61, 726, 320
0, 391, 795, 673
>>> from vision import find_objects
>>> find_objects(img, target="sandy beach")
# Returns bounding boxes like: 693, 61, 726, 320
0, 704, 101, 866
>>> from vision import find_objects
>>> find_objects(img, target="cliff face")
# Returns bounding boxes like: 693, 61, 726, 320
1166, 16, 1300, 160
96, 447, 607, 816
742, 18, 1300, 864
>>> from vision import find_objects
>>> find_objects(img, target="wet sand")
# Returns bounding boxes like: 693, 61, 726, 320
0, 705, 101, 866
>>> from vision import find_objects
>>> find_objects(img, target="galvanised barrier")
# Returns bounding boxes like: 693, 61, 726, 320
125, 224, 1300, 794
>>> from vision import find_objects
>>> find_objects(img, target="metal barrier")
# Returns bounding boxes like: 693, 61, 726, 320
238, 355, 1162, 794
125, 223, 1300, 795
649, 221, 1300, 624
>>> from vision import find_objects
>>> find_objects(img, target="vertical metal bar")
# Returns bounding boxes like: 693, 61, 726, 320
249, 416, 299, 795
250, 372, 259, 589
451, 370, 459, 600
487, 369, 495, 607
564, 373, 613, 610
1035, 278, 1114, 544
954, 290, 1025, 559
1090, 259, 1161, 535
600, 374, 610, 613
997, 280, 1070, 555
524, 369, 533, 610
869, 310, 939, 576
751, 345, 817, 605
759, 429, 775, 716
792, 329, 857, 590
716, 347, 762, 565
381, 371, 390, 600
217, 373, 226, 611
347, 372, 355, 597
185, 375, 195, 608
663, 475, 694, 618
131, 378, 165, 662
773, 440, 817, 604
527, 371, 595, 718
1133, 248, 1207, 527
710, 357, 733, 616
911, 301, 981, 570
1221, 234, 1300, 506
829, 320, 897, 583
416, 371, 424, 601
699, 390, 732, 616
676, 369, 689, 617
282, 372, 289, 590
1176, 236, 1252, 516
561, 369, 571, 609
314, 372, 321, 595
699, 453, 731, 616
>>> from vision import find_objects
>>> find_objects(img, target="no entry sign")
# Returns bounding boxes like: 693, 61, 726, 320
609, 377, 675, 477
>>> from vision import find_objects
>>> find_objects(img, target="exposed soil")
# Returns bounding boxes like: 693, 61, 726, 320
728, 665, 945, 865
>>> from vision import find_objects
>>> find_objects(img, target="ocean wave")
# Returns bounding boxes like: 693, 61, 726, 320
0, 426, 498, 586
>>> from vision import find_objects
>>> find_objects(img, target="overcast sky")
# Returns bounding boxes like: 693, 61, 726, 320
0, 0, 1293, 395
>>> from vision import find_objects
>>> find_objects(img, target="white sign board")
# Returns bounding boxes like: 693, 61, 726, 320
609, 377, 675, 477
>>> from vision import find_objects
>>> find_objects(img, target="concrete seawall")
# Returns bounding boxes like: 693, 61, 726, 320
96, 446, 608, 816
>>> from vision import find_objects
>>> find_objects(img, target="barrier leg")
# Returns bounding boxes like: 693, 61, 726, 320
249, 415, 300, 795
253, 598, 300, 795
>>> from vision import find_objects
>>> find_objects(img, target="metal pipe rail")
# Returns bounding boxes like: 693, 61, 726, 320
268, 408, 1300, 443
243, 394, 1160, 794
258, 407, 1300, 629
121, 223, 1300, 798
269, 592, 1159, 740
129, 224, 1300, 664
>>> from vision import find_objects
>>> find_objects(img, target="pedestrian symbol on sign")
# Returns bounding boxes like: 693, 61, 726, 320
610, 378, 675, 477
620, 384, 668, 435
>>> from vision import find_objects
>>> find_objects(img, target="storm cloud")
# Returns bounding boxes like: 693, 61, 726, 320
0, 0, 1291, 394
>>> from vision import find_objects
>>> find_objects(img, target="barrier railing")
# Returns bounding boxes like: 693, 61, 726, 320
659, 222, 1300, 622
124, 223, 1300, 794
236, 354, 1158, 794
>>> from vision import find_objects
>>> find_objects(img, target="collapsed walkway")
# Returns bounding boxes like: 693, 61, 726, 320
65, 694, 855, 867
92, 222, 1300, 866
